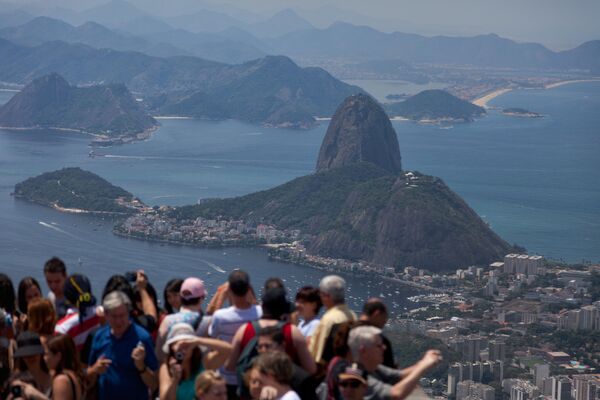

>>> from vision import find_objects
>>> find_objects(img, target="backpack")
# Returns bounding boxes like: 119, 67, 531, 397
236, 320, 294, 398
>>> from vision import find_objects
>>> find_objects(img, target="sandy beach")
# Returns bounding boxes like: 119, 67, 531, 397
544, 79, 600, 89
472, 88, 513, 108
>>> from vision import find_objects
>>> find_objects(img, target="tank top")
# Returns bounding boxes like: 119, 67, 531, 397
176, 366, 204, 400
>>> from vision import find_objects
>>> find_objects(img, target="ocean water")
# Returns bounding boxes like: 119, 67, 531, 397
0, 81, 598, 308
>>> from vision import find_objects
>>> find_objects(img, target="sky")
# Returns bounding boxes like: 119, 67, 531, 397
4, 0, 599, 50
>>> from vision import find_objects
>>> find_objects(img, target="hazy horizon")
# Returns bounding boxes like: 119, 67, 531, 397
2, 0, 599, 50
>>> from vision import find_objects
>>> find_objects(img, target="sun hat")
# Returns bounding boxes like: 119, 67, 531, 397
180, 277, 207, 301
163, 322, 198, 353
14, 331, 45, 358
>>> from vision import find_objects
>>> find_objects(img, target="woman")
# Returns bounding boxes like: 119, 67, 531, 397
17, 277, 42, 329
26, 299, 56, 346
13, 331, 51, 394
195, 370, 227, 400
159, 323, 232, 400
163, 279, 183, 315
11, 334, 85, 399
0, 274, 16, 342
294, 286, 322, 343
252, 352, 300, 400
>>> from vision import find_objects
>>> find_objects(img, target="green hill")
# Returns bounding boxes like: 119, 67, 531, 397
0, 73, 157, 136
14, 167, 136, 214
386, 89, 486, 122
170, 162, 510, 271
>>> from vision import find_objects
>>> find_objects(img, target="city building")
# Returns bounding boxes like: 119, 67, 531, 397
457, 380, 495, 400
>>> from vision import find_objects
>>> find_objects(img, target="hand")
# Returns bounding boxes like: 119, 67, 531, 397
91, 355, 112, 375
13, 379, 47, 400
216, 282, 229, 294
167, 357, 183, 383
135, 269, 148, 291
259, 386, 278, 400
131, 342, 146, 370
419, 349, 443, 370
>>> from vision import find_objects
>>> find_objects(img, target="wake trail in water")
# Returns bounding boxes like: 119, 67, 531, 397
201, 260, 226, 273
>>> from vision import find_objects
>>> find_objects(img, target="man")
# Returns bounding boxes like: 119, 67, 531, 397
88, 291, 158, 400
256, 325, 318, 400
358, 298, 396, 368
309, 275, 356, 363
347, 325, 442, 400
43, 257, 69, 319
54, 274, 101, 353
209, 269, 262, 399
337, 364, 369, 400
155, 277, 208, 362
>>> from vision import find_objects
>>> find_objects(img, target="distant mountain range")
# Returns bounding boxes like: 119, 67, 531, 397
266, 22, 600, 72
0, 39, 361, 127
0, 16, 266, 63
385, 90, 486, 122
0, 73, 157, 137
2, 2, 598, 73
0, 16, 186, 58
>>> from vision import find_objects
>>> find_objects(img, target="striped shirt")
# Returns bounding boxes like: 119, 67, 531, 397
54, 306, 101, 351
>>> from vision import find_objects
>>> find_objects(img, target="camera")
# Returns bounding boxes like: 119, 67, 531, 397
175, 351, 184, 364
124, 271, 137, 283
11, 385, 23, 397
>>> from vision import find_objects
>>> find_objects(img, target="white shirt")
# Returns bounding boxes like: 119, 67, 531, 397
209, 304, 262, 385
298, 318, 320, 338
280, 390, 301, 400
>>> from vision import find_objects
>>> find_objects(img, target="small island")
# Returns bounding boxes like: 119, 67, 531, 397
385, 93, 410, 101
502, 107, 543, 118
13, 168, 145, 215
0, 73, 159, 146
385, 89, 486, 123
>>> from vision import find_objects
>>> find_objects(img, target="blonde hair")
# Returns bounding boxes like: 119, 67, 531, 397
195, 370, 225, 396
27, 298, 56, 335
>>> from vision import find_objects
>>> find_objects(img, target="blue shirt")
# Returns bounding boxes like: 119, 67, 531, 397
89, 322, 158, 400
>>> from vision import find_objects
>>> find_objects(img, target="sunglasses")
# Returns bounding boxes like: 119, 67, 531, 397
339, 380, 363, 388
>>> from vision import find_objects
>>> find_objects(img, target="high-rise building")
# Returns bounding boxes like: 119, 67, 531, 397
573, 374, 600, 400
552, 376, 572, 400
449, 335, 483, 362
457, 380, 495, 400
489, 339, 506, 362
510, 380, 540, 400
534, 364, 550, 390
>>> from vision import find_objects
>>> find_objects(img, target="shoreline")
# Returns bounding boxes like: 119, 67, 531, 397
544, 79, 600, 89
472, 88, 513, 108
472, 78, 600, 108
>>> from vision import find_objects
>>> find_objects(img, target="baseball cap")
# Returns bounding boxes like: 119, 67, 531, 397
180, 277, 207, 300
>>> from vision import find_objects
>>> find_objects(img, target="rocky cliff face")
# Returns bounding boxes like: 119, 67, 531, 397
316, 93, 402, 173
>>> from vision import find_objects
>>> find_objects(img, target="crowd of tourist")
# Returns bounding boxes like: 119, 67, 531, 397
0, 257, 442, 400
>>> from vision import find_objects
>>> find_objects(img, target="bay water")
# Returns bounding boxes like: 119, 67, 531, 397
0, 81, 598, 312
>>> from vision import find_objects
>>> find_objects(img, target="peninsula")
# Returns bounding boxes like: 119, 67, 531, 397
0, 73, 158, 145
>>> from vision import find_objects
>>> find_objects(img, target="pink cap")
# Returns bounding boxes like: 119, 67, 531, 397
180, 277, 207, 300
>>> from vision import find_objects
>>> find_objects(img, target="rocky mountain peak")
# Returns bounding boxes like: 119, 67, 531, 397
316, 93, 402, 174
